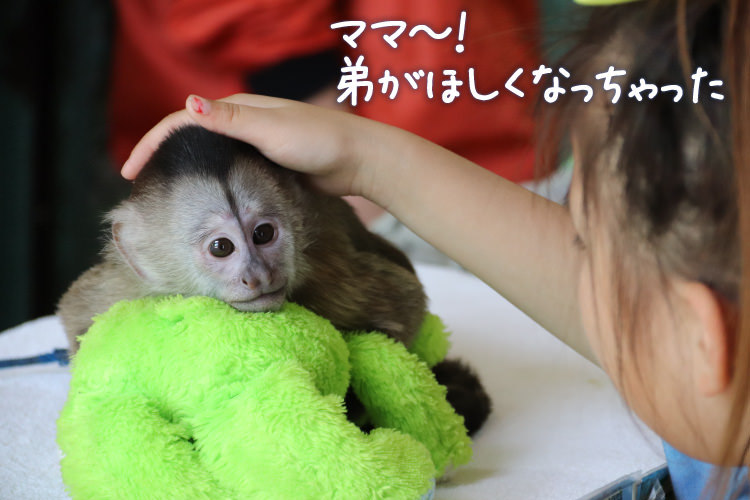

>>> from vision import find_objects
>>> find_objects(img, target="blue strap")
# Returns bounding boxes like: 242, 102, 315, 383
0, 349, 70, 369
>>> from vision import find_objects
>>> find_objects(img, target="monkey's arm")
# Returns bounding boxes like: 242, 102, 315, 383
290, 244, 426, 346
327, 196, 416, 273
123, 95, 592, 363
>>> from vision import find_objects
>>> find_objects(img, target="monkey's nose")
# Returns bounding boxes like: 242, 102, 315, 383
241, 277, 261, 290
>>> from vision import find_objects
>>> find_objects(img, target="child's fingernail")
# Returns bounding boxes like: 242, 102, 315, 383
189, 95, 210, 115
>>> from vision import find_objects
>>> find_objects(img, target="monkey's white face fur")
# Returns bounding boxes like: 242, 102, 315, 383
107, 163, 303, 313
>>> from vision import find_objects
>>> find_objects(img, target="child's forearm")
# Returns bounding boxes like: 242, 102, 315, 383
362, 126, 595, 362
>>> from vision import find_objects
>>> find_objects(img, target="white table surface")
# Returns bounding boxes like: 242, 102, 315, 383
0, 264, 664, 500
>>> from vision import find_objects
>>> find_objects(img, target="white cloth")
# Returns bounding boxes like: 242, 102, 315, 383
0, 316, 70, 500
0, 264, 664, 500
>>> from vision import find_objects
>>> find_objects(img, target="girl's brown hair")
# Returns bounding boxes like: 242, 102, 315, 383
540, 0, 748, 496
725, 0, 749, 486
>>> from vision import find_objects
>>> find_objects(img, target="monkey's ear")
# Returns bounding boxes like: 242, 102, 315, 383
112, 222, 147, 280
111, 220, 150, 281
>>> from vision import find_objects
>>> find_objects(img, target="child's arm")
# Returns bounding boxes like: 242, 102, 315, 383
122, 94, 595, 363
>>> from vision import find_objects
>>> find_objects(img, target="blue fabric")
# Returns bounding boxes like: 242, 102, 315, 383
664, 441, 749, 500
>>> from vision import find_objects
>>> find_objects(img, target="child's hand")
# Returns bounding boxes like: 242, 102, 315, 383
121, 94, 383, 198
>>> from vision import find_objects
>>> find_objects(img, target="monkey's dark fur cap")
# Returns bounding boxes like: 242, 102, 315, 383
133, 125, 288, 197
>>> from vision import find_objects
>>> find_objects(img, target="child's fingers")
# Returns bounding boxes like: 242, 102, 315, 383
184, 95, 359, 191
121, 93, 363, 196
217, 93, 297, 109
120, 109, 194, 180
186, 94, 338, 163
185, 95, 274, 146
120, 95, 280, 180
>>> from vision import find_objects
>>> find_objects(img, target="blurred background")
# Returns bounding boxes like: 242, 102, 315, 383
0, 0, 583, 331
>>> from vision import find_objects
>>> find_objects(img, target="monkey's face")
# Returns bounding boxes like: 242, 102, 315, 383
178, 170, 300, 313
111, 169, 303, 313
110, 126, 308, 313
192, 214, 290, 312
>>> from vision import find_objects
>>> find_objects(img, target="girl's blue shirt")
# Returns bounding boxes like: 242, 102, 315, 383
664, 441, 749, 499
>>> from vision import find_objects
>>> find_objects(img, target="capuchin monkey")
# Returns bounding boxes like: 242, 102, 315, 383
57, 125, 490, 434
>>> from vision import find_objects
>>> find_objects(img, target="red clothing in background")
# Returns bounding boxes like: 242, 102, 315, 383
109, 0, 339, 164
350, 1, 539, 182
110, 1, 539, 182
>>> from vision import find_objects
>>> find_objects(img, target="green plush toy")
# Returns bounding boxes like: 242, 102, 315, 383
57, 296, 472, 499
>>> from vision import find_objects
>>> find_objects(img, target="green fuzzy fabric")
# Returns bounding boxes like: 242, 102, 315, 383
57, 296, 471, 499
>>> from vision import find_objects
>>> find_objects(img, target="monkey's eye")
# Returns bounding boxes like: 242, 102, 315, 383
209, 238, 235, 257
253, 223, 275, 245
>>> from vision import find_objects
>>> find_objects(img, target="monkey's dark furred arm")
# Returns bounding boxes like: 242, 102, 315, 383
291, 242, 426, 346
330, 197, 417, 274
287, 194, 426, 345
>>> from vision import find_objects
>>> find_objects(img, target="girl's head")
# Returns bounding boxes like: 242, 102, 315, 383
542, 0, 748, 474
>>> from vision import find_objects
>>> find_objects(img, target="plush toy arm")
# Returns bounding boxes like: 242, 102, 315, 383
346, 333, 473, 477
408, 313, 451, 368
57, 391, 235, 500
191, 360, 435, 500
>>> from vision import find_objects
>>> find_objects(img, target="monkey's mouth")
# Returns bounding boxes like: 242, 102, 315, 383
228, 288, 287, 312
